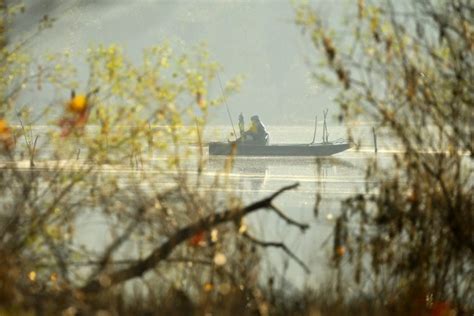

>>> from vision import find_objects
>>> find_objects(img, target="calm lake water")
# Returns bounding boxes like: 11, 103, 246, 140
199, 124, 388, 289
51, 123, 467, 291
14, 123, 399, 290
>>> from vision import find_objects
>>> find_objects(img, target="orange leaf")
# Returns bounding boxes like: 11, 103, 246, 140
59, 112, 89, 137
431, 301, 454, 316
0, 118, 15, 152
188, 230, 206, 247
336, 245, 346, 257
68, 95, 88, 114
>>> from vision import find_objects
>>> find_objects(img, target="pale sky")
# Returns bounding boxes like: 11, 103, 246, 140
13, 0, 350, 124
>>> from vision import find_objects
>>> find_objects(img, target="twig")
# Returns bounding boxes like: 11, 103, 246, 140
86, 206, 145, 283
17, 116, 39, 167
31, 135, 39, 167
62, 257, 213, 267
242, 232, 310, 274
269, 203, 309, 232
43, 232, 70, 283
372, 127, 378, 154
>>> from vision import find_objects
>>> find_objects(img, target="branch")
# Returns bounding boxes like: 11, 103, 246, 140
242, 232, 310, 274
86, 206, 145, 283
81, 183, 300, 293
63, 257, 213, 267
269, 203, 309, 231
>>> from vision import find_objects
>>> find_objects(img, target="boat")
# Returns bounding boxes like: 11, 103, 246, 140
209, 110, 350, 157
208, 140, 350, 156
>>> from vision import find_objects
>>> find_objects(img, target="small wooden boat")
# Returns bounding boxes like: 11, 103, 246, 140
208, 141, 350, 157
210, 111, 350, 157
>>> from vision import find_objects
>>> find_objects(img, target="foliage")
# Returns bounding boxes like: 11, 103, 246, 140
297, 0, 473, 313
0, 2, 308, 315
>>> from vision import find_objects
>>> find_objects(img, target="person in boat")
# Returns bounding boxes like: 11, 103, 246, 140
240, 115, 269, 145
238, 112, 245, 137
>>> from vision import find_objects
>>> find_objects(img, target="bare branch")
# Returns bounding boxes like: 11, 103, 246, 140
61, 257, 213, 267
86, 206, 145, 283
81, 183, 300, 294
242, 232, 310, 274
269, 203, 309, 231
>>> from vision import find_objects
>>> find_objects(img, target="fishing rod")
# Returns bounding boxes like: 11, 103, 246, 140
217, 72, 237, 140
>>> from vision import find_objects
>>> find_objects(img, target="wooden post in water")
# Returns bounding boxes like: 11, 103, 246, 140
311, 115, 317, 144
372, 127, 378, 154
322, 109, 329, 143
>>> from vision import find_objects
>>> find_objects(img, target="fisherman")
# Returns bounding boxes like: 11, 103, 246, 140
241, 115, 269, 145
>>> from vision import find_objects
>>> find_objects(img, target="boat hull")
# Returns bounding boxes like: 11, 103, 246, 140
208, 142, 350, 156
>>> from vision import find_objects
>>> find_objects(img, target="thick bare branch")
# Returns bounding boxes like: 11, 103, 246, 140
81, 183, 300, 293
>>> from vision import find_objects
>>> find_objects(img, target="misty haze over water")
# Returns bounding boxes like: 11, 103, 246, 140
13, 0, 348, 124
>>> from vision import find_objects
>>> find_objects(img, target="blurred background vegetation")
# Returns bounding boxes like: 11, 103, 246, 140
0, 0, 472, 315
297, 0, 473, 314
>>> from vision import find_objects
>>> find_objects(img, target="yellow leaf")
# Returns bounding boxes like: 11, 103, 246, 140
160, 56, 169, 67
28, 271, 36, 282
370, 15, 379, 34
50, 272, 58, 282
46, 225, 61, 239
68, 95, 87, 114
213, 253, 227, 266
203, 282, 213, 292
211, 229, 218, 242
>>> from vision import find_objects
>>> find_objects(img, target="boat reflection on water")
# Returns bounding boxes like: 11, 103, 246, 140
312, 156, 357, 178
206, 157, 270, 193
206, 156, 356, 196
